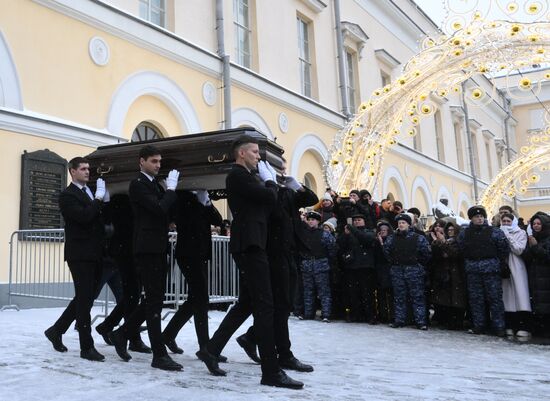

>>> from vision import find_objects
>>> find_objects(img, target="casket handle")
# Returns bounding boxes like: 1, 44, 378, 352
97, 166, 113, 176
208, 154, 227, 163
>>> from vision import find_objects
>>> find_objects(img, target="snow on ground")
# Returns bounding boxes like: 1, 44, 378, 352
1, 307, 549, 401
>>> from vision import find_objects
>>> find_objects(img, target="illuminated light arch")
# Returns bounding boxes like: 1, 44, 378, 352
479, 142, 550, 214
325, 17, 550, 208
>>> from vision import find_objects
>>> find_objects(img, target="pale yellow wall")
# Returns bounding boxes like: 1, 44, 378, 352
0, 1, 220, 132
123, 95, 183, 140
0, 130, 96, 282
297, 150, 323, 196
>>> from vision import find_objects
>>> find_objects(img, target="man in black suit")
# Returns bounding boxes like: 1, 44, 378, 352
162, 190, 223, 354
197, 135, 303, 389
45, 157, 107, 361
235, 158, 318, 372
109, 145, 182, 371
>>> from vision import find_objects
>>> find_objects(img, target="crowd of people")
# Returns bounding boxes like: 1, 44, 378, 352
42, 136, 550, 391
286, 189, 550, 340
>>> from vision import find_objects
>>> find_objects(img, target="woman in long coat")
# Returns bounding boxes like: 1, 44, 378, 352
429, 220, 467, 329
499, 213, 531, 337
524, 212, 550, 337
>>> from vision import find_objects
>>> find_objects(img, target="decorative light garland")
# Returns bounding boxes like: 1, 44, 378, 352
325, 3, 550, 211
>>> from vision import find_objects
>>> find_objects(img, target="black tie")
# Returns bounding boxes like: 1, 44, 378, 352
82, 186, 91, 199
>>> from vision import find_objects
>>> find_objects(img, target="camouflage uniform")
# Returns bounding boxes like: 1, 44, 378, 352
457, 221, 510, 332
383, 229, 431, 326
301, 228, 336, 319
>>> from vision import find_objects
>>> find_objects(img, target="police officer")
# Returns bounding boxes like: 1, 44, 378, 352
457, 206, 510, 336
383, 213, 431, 329
299, 211, 336, 322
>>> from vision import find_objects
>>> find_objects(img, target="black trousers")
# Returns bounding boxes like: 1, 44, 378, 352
244, 252, 295, 360
120, 253, 167, 357
344, 269, 378, 322
53, 260, 102, 350
98, 255, 142, 341
207, 247, 278, 377
163, 258, 210, 349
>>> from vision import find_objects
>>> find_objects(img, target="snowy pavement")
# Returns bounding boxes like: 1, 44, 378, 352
1, 307, 549, 401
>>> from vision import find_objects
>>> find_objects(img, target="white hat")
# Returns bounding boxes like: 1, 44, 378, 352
322, 192, 333, 202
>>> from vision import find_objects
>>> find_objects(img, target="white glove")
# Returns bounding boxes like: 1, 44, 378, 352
265, 161, 277, 182
103, 189, 110, 203
166, 169, 180, 191
283, 176, 302, 191
257, 161, 273, 182
195, 190, 211, 206
94, 178, 106, 200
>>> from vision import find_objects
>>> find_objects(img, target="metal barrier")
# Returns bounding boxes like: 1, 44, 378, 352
162, 232, 239, 319
1, 229, 239, 316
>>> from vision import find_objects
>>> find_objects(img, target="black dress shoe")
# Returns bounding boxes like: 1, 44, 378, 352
261, 369, 304, 390
279, 356, 314, 373
389, 322, 404, 328
236, 334, 260, 364
196, 349, 227, 376
95, 324, 113, 346
80, 347, 105, 362
217, 354, 228, 363
129, 339, 152, 353
163, 337, 183, 354
108, 330, 132, 362
151, 355, 183, 371
44, 326, 67, 352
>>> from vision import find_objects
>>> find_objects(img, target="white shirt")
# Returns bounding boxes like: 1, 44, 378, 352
72, 181, 94, 200
140, 171, 155, 182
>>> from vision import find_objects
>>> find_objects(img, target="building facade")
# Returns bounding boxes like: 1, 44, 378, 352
0, 0, 548, 299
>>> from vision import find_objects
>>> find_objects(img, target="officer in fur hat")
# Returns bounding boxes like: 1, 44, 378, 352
457, 205, 510, 336
383, 213, 432, 329
299, 211, 336, 322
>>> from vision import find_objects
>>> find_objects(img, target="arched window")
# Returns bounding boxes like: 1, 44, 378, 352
303, 172, 317, 193
132, 122, 162, 142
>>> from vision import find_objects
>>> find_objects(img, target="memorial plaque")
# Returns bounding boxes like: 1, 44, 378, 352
20, 150, 67, 229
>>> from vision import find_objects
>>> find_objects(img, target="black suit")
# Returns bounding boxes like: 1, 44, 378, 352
52, 182, 104, 350
163, 191, 222, 349
118, 173, 177, 357
207, 164, 279, 377
230, 186, 319, 359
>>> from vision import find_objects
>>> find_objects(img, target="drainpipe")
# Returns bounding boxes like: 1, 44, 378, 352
461, 81, 479, 202
502, 94, 518, 211
216, 0, 232, 129
334, 0, 351, 119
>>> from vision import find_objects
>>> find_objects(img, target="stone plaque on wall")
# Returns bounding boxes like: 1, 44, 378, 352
20, 150, 67, 229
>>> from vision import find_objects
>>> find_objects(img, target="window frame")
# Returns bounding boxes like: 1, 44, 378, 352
139, 0, 166, 27
297, 15, 313, 98
234, 0, 252, 68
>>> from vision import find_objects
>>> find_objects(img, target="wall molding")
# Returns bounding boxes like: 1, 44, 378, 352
0, 107, 124, 147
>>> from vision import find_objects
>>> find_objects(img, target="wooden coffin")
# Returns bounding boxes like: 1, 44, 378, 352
86, 128, 285, 195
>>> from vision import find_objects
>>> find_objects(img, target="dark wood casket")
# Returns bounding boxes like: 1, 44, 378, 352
85, 128, 284, 197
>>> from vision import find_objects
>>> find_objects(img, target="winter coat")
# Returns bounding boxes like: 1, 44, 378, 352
500, 220, 531, 312
374, 239, 392, 289
383, 228, 431, 268
337, 226, 376, 270
456, 220, 510, 275
428, 230, 467, 309
524, 213, 550, 315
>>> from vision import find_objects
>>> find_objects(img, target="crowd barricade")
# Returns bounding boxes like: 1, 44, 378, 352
163, 232, 239, 319
2, 229, 239, 319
